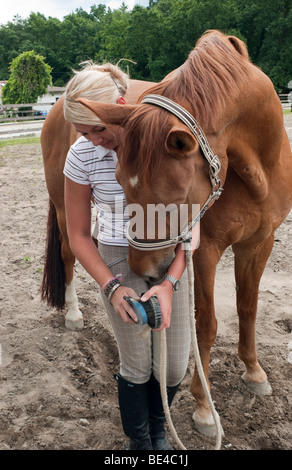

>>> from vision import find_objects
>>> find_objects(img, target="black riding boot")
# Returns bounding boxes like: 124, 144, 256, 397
115, 373, 153, 450
149, 375, 180, 450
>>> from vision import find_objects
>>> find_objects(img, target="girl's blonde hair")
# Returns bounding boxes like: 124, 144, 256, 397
63, 61, 129, 125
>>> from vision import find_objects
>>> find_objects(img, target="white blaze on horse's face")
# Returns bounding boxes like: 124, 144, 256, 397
129, 175, 139, 188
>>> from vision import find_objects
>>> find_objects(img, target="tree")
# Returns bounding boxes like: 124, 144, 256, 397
0, 1, 290, 90
2, 50, 52, 104
95, 5, 130, 66
0, 16, 27, 80
236, 0, 292, 91
25, 14, 64, 85
58, 9, 101, 83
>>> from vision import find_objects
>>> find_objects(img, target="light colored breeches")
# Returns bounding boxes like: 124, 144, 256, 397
99, 243, 191, 386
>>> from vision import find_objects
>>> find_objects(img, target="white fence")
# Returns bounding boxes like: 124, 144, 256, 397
279, 94, 291, 111
0, 102, 54, 123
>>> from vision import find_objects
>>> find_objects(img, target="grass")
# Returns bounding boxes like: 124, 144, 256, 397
0, 136, 40, 148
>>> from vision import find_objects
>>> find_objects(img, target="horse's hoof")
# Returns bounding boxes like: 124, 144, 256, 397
65, 318, 84, 330
65, 316, 84, 331
192, 410, 223, 439
242, 374, 272, 395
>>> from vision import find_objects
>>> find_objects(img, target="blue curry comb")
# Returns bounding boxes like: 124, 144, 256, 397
123, 295, 162, 329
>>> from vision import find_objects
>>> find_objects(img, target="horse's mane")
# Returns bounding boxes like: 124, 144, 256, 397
120, 30, 252, 180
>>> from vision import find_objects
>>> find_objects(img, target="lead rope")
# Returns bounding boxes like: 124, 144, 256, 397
160, 329, 186, 450
159, 238, 223, 450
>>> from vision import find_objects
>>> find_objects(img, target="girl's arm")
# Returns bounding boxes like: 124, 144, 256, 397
64, 177, 139, 323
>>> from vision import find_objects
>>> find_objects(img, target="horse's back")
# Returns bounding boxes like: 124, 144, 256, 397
41, 94, 77, 163
126, 79, 155, 104
41, 95, 77, 209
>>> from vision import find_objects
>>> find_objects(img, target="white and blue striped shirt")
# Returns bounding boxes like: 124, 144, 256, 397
64, 136, 128, 246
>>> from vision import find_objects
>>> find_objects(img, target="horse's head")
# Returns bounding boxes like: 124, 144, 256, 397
78, 96, 224, 280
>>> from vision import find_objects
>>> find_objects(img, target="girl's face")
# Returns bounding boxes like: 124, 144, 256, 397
73, 95, 126, 150
73, 122, 124, 150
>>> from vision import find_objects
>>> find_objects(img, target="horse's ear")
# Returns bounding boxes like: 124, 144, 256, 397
166, 127, 198, 156
77, 97, 136, 126
228, 35, 249, 60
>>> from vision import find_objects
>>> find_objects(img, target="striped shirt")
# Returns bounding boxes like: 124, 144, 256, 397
63, 136, 128, 246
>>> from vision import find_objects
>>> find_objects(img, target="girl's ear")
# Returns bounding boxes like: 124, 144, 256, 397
117, 96, 126, 105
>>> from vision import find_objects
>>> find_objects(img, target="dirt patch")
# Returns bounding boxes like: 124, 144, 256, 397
0, 115, 291, 451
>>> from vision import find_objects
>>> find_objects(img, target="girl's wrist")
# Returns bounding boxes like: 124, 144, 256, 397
161, 279, 175, 293
102, 274, 122, 302
101, 273, 122, 291
163, 274, 180, 291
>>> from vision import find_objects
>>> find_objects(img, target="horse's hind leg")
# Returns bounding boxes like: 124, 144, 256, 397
42, 199, 84, 330
57, 209, 84, 331
62, 242, 84, 331
233, 235, 274, 395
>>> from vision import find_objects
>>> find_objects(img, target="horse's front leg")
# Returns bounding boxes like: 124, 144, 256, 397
233, 236, 274, 395
190, 246, 220, 438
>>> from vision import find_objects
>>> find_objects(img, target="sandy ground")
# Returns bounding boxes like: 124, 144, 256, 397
0, 114, 291, 452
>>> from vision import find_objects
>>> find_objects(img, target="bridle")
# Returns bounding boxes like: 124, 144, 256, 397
126, 94, 223, 251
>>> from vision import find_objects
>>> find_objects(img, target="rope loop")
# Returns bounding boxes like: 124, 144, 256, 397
159, 236, 223, 450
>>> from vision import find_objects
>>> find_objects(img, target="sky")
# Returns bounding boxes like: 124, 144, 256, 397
1, 0, 150, 25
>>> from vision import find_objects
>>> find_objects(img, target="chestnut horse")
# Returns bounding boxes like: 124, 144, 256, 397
77, 30, 292, 437
41, 79, 154, 330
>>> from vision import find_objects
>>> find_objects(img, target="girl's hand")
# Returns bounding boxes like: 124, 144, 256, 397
110, 285, 140, 324
140, 281, 174, 331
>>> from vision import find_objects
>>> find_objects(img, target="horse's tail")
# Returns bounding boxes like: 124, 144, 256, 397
41, 199, 66, 310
